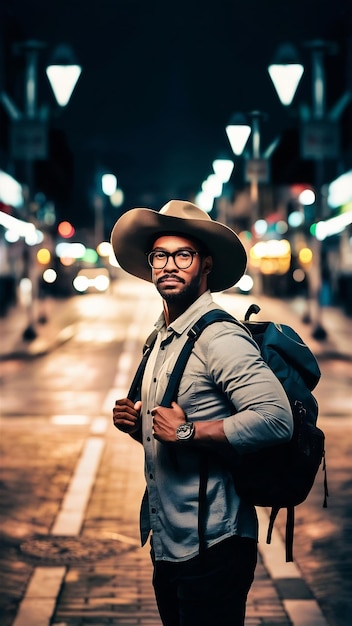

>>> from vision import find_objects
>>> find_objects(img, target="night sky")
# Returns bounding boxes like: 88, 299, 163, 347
1, 0, 351, 232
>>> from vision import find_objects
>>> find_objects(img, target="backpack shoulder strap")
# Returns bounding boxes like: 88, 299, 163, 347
127, 329, 158, 401
266, 505, 295, 562
128, 308, 245, 405
161, 309, 244, 408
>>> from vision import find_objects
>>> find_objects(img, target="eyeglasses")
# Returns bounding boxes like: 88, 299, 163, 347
147, 249, 200, 270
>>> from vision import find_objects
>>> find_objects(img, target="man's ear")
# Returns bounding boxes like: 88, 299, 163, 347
202, 255, 213, 276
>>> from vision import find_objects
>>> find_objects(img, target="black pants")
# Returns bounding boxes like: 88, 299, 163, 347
151, 535, 257, 626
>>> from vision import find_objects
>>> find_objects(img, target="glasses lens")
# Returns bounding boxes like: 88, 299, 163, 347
175, 250, 193, 268
148, 251, 167, 268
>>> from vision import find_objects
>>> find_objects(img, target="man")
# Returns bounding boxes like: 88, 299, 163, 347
111, 200, 293, 626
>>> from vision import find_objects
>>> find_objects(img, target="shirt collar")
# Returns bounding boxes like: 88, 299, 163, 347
154, 290, 214, 335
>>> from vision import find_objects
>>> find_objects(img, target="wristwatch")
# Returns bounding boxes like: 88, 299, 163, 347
176, 422, 195, 441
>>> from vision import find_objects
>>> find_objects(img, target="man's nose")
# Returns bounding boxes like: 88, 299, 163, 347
164, 254, 178, 270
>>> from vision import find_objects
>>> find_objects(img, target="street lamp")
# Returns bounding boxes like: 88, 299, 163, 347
212, 158, 234, 184
101, 174, 117, 196
46, 44, 82, 107
268, 40, 351, 340
225, 113, 251, 155
1, 40, 82, 340
267, 43, 304, 106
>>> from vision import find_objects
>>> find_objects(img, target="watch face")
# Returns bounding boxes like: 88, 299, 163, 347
176, 422, 194, 441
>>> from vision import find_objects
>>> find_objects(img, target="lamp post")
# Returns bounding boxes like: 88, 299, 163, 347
1, 40, 81, 340
93, 172, 118, 246
245, 111, 270, 213
225, 111, 270, 218
226, 111, 270, 295
268, 40, 350, 340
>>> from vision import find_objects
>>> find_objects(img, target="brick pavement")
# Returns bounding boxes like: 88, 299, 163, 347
0, 417, 292, 626
1, 286, 351, 626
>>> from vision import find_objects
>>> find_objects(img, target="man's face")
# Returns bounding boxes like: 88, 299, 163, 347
149, 235, 211, 305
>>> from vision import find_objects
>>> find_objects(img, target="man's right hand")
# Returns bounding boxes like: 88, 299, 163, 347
113, 399, 142, 434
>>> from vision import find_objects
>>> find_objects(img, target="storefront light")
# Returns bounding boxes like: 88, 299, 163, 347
313, 211, 352, 240
0, 170, 23, 207
328, 171, 352, 208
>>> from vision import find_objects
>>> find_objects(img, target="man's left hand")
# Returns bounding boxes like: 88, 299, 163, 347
152, 401, 186, 443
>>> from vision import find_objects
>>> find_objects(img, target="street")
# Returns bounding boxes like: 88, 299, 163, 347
0, 275, 351, 626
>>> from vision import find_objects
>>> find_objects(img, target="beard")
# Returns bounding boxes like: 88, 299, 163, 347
155, 271, 203, 307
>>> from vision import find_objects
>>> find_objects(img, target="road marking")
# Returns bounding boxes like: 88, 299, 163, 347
12, 567, 66, 626
283, 600, 328, 626
12, 296, 153, 626
257, 507, 329, 625
257, 507, 300, 578
51, 437, 105, 536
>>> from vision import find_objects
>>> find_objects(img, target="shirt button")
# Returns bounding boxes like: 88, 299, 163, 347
153, 378, 157, 383
151, 507, 157, 514
147, 436, 151, 442
149, 473, 154, 479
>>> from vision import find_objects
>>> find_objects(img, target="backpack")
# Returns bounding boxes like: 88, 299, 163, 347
129, 304, 328, 562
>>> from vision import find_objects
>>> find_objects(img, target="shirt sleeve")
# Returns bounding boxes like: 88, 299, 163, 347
205, 323, 294, 453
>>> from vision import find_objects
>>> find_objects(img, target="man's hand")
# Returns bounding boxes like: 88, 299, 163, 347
152, 401, 187, 443
113, 399, 142, 434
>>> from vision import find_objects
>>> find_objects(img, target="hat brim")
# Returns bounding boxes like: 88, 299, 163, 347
111, 208, 247, 292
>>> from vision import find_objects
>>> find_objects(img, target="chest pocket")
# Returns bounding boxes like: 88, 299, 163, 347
166, 350, 201, 416
176, 375, 198, 415
153, 355, 174, 406
153, 352, 199, 416
155, 335, 209, 415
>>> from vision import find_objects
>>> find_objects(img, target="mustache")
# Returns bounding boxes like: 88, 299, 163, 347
157, 274, 185, 285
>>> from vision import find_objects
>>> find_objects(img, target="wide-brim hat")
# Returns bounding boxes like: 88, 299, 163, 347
110, 200, 247, 292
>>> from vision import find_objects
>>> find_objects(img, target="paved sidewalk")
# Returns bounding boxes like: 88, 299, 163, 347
1, 415, 296, 626
0, 296, 78, 360
1, 288, 351, 626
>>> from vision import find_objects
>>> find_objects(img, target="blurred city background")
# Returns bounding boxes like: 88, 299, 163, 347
0, 0, 351, 339
1, 3, 352, 625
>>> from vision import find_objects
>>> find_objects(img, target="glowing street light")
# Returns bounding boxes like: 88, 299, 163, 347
194, 191, 214, 213
46, 44, 82, 107
225, 113, 251, 155
268, 43, 304, 106
101, 173, 117, 196
212, 158, 234, 183
202, 174, 222, 198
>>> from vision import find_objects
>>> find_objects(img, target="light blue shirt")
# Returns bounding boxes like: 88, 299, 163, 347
140, 291, 293, 562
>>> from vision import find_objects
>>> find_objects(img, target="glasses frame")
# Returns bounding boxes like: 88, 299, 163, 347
147, 249, 200, 270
